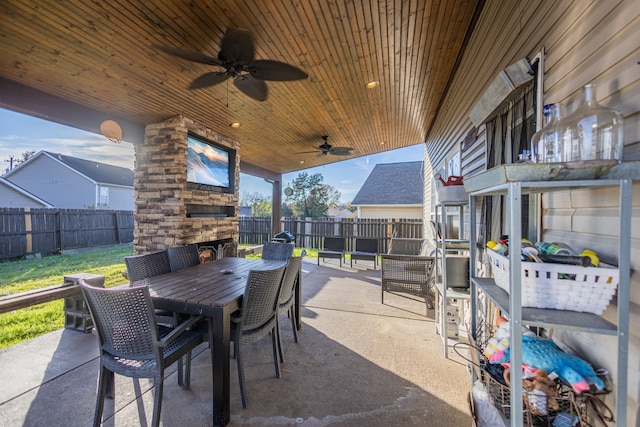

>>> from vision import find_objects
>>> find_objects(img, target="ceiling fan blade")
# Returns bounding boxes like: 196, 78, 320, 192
295, 150, 322, 154
250, 60, 309, 81
153, 45, 222, 66
220, 29, 254, 66
330, 147, 354, 156
233, 75, 267, 101
189, 72, 229, 89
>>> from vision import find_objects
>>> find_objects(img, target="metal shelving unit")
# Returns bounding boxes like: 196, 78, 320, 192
434, 200, 470, 358
468, 177, 632, 427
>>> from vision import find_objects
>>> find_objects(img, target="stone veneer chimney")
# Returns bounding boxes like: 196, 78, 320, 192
132, 115, 240, 254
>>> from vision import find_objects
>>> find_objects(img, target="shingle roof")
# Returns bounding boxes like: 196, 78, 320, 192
42, 151, 134, 187
351, 161, 423, 205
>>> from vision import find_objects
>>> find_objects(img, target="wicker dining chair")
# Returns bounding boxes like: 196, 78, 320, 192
124, 250, 177, 327
167, 244, 201, 271
124, 250, 172, 283
231, 265, 287, 408
276, 253, 305, 363
79, 280, 206, 427
261, 241, 294, 260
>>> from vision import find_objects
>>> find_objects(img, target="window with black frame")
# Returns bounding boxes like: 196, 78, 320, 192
480, 80, 537, 247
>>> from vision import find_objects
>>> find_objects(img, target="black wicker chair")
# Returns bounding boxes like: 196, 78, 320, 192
387, 238, 425, 255
79, 280, 206, 427
124, 250, 172, 283
276, 254, 305, 362
167, 244, 200, 271
381, 238, 435, 314
124, 250, 177, 327
261, 241, 294, 260
231, 265, 287, 408
349, 238, 379, 269
317, 237, 346, 266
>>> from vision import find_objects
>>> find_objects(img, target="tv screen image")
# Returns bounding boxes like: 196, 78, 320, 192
186, 136, 230, 188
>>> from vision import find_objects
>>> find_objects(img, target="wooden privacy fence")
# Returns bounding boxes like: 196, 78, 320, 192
239, 217, 423, 253
0, 208, 134, 260
2, 211, 420, 259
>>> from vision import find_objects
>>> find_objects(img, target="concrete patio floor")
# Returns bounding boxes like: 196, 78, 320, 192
0, 258, 473, 426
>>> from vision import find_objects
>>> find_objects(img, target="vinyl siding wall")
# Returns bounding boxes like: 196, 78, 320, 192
7, 156, 95, 208
424, 0, 640, 422
0, 185, 48, 208
358, 205, 423, 220
103, 184, 134, 210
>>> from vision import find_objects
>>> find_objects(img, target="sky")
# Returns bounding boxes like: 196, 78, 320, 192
0, 108, 424, 203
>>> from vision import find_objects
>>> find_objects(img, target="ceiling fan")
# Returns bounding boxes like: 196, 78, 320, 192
296, 136, 354, 156
153, 29, 308, 101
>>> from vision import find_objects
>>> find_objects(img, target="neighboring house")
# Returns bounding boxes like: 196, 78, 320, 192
327, 207, 355, 219
351, 161, 423, 219
3, 151, 134, 210
0, 176, 53, 208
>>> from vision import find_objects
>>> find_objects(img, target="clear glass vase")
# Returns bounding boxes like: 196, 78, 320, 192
530, 103, 563, 163
563, 84, 624, 163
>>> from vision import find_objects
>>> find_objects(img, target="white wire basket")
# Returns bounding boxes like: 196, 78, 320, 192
486, 250, 619, 315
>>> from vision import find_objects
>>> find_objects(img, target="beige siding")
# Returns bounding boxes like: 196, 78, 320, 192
359, 206, 423, 220
424, 0, 640, 422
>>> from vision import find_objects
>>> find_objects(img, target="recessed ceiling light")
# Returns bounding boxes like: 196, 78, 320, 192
299, 160, 305, 164
230, 122, 241, 128
380, 141, 385, 145
365, 80, 379, 89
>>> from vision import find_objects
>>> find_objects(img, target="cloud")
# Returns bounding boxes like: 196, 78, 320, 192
1, 135, 134, 171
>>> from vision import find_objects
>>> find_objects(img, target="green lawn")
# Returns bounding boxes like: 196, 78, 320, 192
0, 245, 133, 349
0, 244, 318, 349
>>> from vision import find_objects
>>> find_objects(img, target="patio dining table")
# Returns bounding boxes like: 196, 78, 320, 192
144, 256, 290, 426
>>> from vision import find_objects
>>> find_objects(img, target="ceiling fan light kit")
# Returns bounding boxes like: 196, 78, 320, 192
154, 29, 308, 101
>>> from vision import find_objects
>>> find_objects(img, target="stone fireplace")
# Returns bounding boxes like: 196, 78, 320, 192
132, 115, 240, 254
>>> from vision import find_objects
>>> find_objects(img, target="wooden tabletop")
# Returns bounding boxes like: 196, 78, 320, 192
145, 257, 287, 315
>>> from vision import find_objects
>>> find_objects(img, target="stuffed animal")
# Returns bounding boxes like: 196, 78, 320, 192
484, 315, 510, 360
491, 335, 604, 394
484, 314, 536, 361
504, 369, 560, 416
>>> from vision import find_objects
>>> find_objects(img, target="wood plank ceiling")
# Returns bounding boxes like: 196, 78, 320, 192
0, 0, 480, 175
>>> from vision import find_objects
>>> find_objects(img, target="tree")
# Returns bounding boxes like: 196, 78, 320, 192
285, 172, 341, 218
239, 192, 272, 217
19, 150, 36, 163
4, 150, 36, 172
281, 202, 294, 217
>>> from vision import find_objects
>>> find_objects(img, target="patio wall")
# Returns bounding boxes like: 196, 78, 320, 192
423, 0, 640, 423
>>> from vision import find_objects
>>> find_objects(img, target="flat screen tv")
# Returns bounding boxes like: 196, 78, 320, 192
186, 133, 236, 194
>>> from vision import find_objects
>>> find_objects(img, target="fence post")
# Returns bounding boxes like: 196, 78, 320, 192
115, 211, 121, 243
57, 210, 64, 251
24, 207, 33, 253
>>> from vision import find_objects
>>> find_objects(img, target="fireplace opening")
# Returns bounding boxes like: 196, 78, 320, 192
197, 238, 237, 262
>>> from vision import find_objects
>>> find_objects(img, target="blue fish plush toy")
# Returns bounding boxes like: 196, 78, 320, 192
491, 335, 604, 394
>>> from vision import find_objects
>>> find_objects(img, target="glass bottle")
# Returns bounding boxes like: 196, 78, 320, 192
530, 103, 563, 163
563, 83, 624, 162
